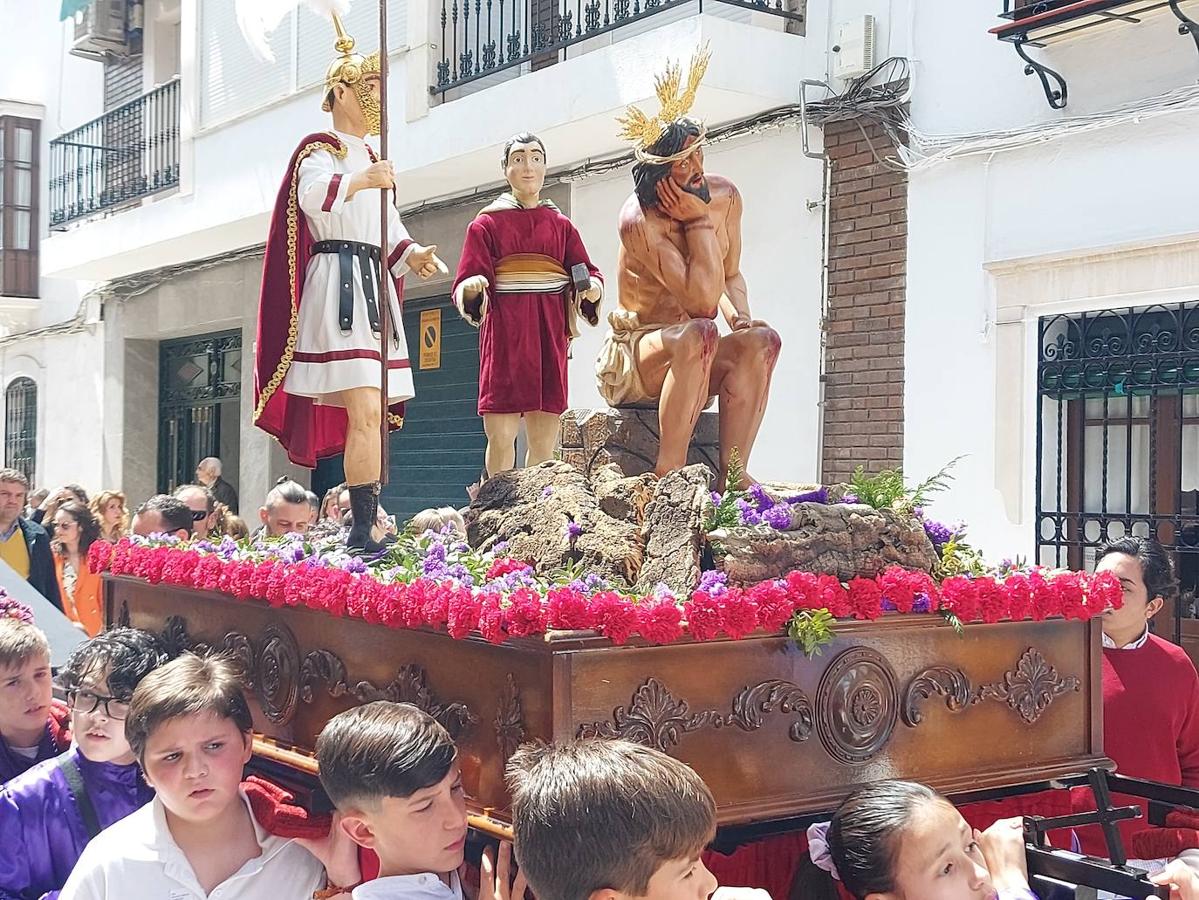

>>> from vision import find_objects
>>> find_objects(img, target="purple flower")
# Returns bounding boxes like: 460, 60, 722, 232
710, 491, 723, 505
923, 519, 954, 547
788, 487, 829, 505
762, 504, 792, 530
735, 499, 761, 526
583, 572, 605, 591
842, 493, 860, 505
541, 486, 554, 498
493, 541, 509, 554
912, 593, 932, 613
653, 583, 676, 602
748, 483, 773, 512
565, 521, 583, 540
697, 569, 728, 597
340, 556, 369, 574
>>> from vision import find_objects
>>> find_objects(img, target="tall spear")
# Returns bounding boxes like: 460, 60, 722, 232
376, 0, 391, 489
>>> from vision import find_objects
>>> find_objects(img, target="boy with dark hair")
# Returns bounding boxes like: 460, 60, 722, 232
61, 653, 360, 900
507, 739, 721, 900
1072, 536, 1199, 858
0, 610, 71, 785
0, 626, 167, 899
315, 701, 469, 899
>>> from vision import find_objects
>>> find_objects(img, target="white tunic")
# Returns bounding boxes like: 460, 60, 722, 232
284, 129, 416, 406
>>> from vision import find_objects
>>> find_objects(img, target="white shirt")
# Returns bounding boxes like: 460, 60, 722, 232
353, 870, 463, 900
1102, 625, 1151, 650
60, 790, 325, 900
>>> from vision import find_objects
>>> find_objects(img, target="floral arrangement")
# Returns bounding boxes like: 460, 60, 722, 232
0, 590, 34, 624
88, 525, 1122, 653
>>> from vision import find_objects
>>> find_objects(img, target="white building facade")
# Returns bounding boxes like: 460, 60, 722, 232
9, 0, 1198, 594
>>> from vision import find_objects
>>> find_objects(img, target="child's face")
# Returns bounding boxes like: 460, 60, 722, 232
69, 664, 136, 765
0, 651, 52, 741
635, 854, 719, 900
141, 710, 252, 824
872, 800, 996, 900
343, 764, 468, 876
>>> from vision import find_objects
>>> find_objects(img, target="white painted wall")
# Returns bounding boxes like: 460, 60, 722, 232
899, 0, 1199, 560
2, 10, 103, 324
567, 127, 827, 484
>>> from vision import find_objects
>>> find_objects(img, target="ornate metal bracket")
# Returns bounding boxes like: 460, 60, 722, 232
1169, 0, 1199, 57
1013, 36, 1068, 109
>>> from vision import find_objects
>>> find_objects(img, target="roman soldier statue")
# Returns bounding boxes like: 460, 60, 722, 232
253, 13, 446, 551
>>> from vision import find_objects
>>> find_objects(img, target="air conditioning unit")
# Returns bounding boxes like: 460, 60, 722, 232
71, 0, 129, 61
832, 15, 877, 80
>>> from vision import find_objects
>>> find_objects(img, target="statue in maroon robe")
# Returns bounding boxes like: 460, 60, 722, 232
452, 133, 603, 477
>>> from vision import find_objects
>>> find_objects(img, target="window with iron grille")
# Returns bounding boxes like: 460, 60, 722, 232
0, 117, 40, 298
4, 377, 37, 486
1036, 301, 1199, 627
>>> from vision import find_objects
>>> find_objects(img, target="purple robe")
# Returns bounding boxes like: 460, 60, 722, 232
0, 747, 152, 900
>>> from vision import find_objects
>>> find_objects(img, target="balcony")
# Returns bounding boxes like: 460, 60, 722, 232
433, 0, 803, 97
48, 78, 180, 227
990, 0, 1199, 108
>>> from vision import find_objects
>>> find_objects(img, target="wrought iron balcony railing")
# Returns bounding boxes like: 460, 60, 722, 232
432, 0, 804, 97
49, 78, 180, 227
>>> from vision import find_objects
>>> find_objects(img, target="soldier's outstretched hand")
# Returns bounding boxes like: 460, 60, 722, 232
408, 244, 449, 279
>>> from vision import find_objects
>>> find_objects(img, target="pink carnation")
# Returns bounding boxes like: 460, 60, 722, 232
588, 591, 638, 645
637, 597, 683, 644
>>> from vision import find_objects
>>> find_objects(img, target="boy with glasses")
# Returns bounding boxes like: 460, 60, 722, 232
0, 627, 167, 899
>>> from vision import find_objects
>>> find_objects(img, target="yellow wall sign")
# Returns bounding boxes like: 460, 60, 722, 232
419, 308, 441, 370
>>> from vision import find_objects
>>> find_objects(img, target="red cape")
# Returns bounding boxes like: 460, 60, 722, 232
253, 132, 406, 469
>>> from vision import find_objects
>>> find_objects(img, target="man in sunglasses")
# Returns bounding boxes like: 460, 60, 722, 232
130, 495, 194, 541
0, 627, 168, 899
172, 484, 217, 540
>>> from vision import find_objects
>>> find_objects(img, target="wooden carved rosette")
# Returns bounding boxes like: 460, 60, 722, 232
108, 578, 1105, 825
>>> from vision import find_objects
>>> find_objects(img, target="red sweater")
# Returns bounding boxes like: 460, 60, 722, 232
1074, 633, 1199, 857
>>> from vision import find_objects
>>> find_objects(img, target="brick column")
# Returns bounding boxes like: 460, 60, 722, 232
820, 118, 907, 484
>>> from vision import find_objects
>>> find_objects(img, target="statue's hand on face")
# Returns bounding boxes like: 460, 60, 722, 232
655, 177, 710, 223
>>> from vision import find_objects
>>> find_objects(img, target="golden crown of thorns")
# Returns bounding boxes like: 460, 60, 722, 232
616, 45, 711, 150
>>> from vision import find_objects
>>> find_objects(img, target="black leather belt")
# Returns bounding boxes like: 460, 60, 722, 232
311, 239, 397, 341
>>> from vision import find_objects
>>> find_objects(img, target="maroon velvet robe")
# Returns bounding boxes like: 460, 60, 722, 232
452, 200, 601, 416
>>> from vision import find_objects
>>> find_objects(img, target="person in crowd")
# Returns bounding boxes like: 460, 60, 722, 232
0, 469, 61, 610
88, 490, 129, 544
195, 457, 239, 514
1070, 536, 1199, 858
0, 627, 168, 900
60, 653, 360, 900
306, 491, 321, 527
223, 514, 250, 541
508, 739, 769, 900
321, 484, 348, 523
258, 478, 312, 538
32, 485, 90, 527
316, 701, 470, 899
52, 502, 104, 637
0, 607, 70, 784
408, 508, 466, 539
25, 489, 48, 520
805, 779, 1036, 900
130, 495, 194, 541
173, 484, 217, 541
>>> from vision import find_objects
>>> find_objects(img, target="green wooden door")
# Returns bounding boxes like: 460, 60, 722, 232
383, 294, 485, 522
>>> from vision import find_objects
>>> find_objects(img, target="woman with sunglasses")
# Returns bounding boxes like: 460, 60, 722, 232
0, 628, 167, 900
51, 502, 104, 637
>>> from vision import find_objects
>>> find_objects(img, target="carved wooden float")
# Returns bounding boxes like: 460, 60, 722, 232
106, 575, 1107, 826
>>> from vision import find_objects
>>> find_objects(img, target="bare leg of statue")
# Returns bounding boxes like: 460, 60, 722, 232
524, 411, 560, 467
484, 413, 521, 476
635, 319, 720, 478
339, 386, 387, 550
708, 324, 782, 490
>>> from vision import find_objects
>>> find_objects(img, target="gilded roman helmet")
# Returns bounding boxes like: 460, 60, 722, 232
321, 12, 382, 130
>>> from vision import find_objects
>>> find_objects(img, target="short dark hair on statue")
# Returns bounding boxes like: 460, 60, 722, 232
502, 132, 546, 167
632, 118, 703, 210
